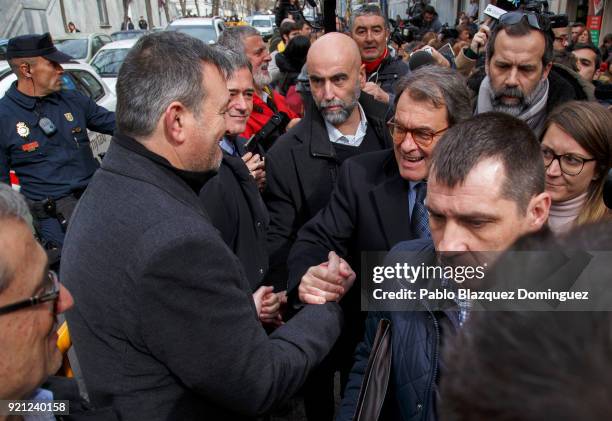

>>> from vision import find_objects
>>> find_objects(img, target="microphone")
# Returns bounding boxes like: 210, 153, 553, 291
408, 49, 437, 71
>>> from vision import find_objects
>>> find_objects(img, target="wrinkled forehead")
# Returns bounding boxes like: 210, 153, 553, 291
227, 67, 254, 90
352, 14, 387, 30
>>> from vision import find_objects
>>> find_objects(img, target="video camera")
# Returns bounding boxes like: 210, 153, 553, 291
524, 0, 568, 28
388, 18, 419, 45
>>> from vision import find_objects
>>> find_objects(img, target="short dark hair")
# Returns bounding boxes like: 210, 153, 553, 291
423, 5, 436, 15
280, 21, 300, 39
116, 32, 231, 138
572, 42, 602, 68
351, 4, 389, 30
394, 66, 473, 128
430, 112, 545, 213
487, 17, 554, 68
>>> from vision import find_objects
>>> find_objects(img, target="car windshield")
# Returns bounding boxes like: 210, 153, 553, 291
91, 48, 130, 77
54, 39, 88, 59
111, 31, 145, 41
252, 19, 271, 27
168, 26, 217, 43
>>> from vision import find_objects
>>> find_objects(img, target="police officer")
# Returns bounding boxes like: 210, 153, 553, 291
0, 33, 115, 248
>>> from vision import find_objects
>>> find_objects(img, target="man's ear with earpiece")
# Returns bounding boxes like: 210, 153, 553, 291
20, 62, 32, 78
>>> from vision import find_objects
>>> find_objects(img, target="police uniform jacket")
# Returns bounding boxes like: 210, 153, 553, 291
0, 82, 115, 200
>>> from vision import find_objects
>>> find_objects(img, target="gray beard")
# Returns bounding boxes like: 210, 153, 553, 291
490, 79, 546, 117
317, 85, 361, 125
253, 69, 272, 89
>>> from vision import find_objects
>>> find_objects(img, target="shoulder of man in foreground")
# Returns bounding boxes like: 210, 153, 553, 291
62, 155, 345, 417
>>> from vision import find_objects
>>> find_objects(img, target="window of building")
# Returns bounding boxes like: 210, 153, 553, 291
97, 0, 110, 26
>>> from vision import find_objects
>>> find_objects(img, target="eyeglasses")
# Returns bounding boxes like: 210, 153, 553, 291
0, 271, 60, 316
387, 119, 448, 147
499, 11, 550, 32
541, 147, 596, 176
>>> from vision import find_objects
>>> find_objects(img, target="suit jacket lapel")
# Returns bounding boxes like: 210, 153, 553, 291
371, 172, 413, 248
291, 102, 337, 206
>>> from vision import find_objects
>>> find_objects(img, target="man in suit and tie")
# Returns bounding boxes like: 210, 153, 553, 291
289, 65, 472, 420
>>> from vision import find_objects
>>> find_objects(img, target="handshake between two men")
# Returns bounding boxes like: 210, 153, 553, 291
299, 251, 357, 305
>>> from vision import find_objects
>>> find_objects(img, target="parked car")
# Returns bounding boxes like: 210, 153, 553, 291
0, 39, 8, 62
53, 33, 113, 63
90, 38, 138, 94
245, 15, 275, 41
110, 30, 148, 42
166, 17, 225, 44
0, 61, 116, 164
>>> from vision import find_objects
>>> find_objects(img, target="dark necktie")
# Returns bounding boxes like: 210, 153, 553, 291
411, 182, 431, 239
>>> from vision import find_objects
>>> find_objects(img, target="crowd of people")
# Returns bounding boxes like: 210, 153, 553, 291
1, 2, 612, 421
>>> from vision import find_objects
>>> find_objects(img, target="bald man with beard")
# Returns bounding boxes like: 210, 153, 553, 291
263, 33, 392, 421
264, 33, 392, 293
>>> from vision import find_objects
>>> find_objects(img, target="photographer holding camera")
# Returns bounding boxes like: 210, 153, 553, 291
411, 5, 442, 40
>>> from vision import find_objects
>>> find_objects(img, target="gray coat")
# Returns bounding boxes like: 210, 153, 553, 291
60, 135, 343, 420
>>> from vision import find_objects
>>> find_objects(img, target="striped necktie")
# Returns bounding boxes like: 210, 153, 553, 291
411, 182, 431, 239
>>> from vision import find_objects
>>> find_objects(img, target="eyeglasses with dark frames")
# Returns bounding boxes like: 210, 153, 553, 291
541, 147, 597, 176
0, 271, 60, 316
387, 119, 448, 147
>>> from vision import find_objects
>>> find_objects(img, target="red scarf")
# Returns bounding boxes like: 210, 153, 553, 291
363, 47, 389, 74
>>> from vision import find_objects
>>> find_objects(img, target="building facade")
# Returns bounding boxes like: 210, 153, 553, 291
0, 0, 180, 38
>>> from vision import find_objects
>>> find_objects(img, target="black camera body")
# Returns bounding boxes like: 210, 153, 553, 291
245, 112, 290, 155
524, 0, 549, 13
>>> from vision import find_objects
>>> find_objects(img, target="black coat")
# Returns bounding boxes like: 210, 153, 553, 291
263, 92, 392, 289
60, 135, 343, 421
286, 149, 419, 353
199, 149, 269, 290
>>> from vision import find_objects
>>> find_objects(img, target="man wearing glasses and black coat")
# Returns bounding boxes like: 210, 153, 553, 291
284, 66, 472, 421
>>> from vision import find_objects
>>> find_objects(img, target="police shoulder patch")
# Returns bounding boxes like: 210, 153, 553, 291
16, 122, 29, 138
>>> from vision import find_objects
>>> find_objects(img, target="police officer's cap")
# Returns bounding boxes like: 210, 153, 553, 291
6, 33, 74, 63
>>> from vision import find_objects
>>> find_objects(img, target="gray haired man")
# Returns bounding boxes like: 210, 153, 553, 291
60, 32, 344, 421
0, 183, 74, 401
217, 26, 299, 141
